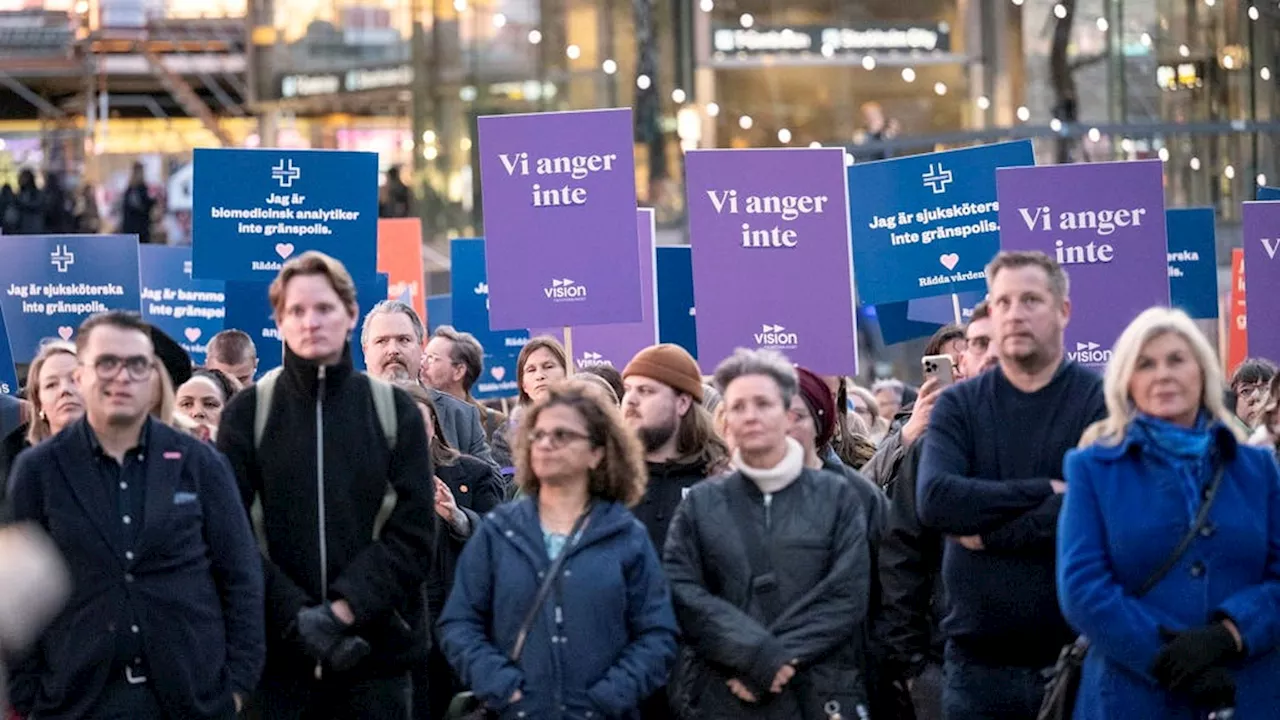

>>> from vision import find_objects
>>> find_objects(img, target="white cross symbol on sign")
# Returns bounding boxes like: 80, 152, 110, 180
271, 159, 302, 188
922, 163, 954, 194
50, 245, 75, 272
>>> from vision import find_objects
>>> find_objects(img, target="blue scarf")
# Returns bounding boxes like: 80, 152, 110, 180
1130, 412, 1216, 521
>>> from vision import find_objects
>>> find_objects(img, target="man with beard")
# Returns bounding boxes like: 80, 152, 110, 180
361, 301, 496, 467
621, 345, 728, 553
916, 252, 1105, 719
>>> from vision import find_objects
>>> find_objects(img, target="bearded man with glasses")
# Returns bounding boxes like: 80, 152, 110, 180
7, 310, 264, 720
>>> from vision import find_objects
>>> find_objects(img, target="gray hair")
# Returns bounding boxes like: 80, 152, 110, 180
360, 300, 424, 348
432, 325, 484, 392
713, 348, 798, 407
871, 378, 905, 402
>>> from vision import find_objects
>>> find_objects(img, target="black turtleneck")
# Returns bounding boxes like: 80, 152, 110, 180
216, 340, 437, 673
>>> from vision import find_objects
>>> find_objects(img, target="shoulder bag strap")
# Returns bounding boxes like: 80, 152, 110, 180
1135, 462, 1227, 598
725, 475, 786, 623
509, 505, 593, 662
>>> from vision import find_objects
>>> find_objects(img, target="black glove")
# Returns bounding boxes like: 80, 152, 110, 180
1152, 624, 1241, 691
293, 605, 371, 672
1183, 666, 1237, 710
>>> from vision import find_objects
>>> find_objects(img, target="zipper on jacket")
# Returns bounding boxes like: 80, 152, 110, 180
763, 493, 773, 530
314, 365, 328, 680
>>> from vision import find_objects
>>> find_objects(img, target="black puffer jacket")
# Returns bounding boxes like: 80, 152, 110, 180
217, 344, 436, 676
664, 467, 871, 720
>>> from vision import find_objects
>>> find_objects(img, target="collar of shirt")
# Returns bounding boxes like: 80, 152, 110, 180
83, 416, 152, 463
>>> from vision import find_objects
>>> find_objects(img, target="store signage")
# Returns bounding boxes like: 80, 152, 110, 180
279, 63, 413, 99
711, 23, 951, 58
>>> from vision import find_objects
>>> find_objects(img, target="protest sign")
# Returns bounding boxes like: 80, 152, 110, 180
139, 246, 226, 365
0, 235, 141, 362
1258, 187, 1280, 201
223, 274, 388, 374
0, 306, 18, 395
656, 246, 698, 359
906, 290, 986, 325
870, 302, 947, 345
473, 352, 520, 400
427, 294, 452, 335
532, 210, 658, 370
1165, 208, 1218, 319
378, 218, 426, 320
686, 147, 858, 374
848, 140, 1034, 306
1229, 248, 1247, 375
192, 148, 378, 282
997, 159, 1169, 366
1244, 202, 1280, 361
450, 238, 529, 354
477, 108, 642, 329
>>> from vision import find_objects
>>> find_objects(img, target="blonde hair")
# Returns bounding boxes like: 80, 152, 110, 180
1080, 307, 1240, 447
151, 366, 177, 426
268, 251, 358, 321
25, 341, 77, 445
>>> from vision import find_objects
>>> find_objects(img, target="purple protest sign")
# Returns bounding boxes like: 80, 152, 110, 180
686, 148, 857, 375
1244, 201, 1280, 361
997, 159, 1169, 365
478, 108, 642, 330
532, 209, 659, 370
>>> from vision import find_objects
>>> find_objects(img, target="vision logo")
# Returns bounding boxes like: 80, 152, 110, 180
545, 278, 587, 302
1068, 341, 1112, 364
754, 323, 799, 349
577, 351, 611, 369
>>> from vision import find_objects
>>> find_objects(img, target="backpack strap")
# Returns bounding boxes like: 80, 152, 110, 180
366, 374, 398, 449
365, 374, 400, 539
253, 367, 284, 451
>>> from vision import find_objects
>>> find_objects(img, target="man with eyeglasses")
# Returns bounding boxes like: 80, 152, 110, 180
7, 310, 264, 720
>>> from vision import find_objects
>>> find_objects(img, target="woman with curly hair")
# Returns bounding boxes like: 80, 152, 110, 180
439, 384, 678, 720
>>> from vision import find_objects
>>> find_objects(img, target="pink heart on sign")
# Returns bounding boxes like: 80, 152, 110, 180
275, 243, 295, 260
939, 253, 960, 271
57, 326, 73, 341
184, 328, 202, 343
491, 367, 506, 381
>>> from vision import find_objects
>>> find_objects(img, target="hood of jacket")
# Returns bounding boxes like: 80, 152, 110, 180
484, 496, 639, 569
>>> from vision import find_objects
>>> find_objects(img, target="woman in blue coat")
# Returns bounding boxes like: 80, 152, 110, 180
1059, 307, 1280, 718
439, 381, 679, 719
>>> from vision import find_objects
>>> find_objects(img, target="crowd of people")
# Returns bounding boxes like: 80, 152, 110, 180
0, 164, 152, 242
0, 245, 1278, 720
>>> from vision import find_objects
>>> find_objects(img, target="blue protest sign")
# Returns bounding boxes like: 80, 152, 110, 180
427, 294, 453, 335
1166, 208, 1218, 319
0, 235, 141, 362
0, 305, 19, 395
139, 246, 226, 365
656, 246, 698, 360
848, 140, 1035, 306
223, 281, 281, 376
192, 148, 379, 283
473, 351, 520, 400
906, 290, 986, 325
871, 301, 946, 345
223, 274, 388, 375
1258, 187, 1280, 201
450, 238, 529, 355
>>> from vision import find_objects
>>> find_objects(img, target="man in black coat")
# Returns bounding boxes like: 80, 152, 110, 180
7, 310, 264, 719
217, 251, 435, 720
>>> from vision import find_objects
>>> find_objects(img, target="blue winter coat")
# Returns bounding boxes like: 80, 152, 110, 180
1058, 424, 1280, 719
438, 496, 679, 720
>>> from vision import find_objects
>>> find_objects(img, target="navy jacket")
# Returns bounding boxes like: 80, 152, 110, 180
7, 418, 264, 719
1059, 424, 1280, 718
439, 497, 678, 720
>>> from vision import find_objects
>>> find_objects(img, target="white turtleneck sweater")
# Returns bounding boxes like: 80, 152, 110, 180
731, 436, 806, 494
